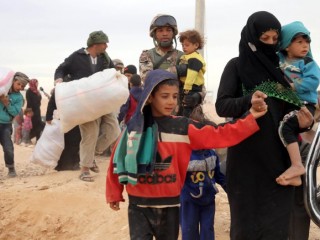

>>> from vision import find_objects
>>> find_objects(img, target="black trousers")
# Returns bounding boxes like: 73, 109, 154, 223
128, 203, 179, 240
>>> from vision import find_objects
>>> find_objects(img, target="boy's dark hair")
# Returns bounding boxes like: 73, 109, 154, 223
151, 79, 179, 96
24, 108, 33, 115
130, 74, 142, 87
179, 30, 205, 50
124, 65, 137, 75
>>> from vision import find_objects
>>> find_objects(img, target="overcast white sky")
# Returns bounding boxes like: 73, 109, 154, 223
1, 0, 319, 100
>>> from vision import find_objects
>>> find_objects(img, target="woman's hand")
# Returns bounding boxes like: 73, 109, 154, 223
297, 106, 313, 129
249, 90, 268, 119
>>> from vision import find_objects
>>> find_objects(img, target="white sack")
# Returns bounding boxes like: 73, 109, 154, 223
0, 67, 15, 96
30, 119, 64, 169
55, 68, 129, 133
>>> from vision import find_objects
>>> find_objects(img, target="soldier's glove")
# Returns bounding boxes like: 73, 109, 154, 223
176, 64, 188, 77
183, 92, 201, 107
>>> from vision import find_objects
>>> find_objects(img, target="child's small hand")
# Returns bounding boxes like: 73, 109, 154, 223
250, 90, 268, 119
109, 201, 120, 211
297, 106, 313, 129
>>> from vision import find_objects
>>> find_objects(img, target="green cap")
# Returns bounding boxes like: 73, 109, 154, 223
87, 30, 109, 47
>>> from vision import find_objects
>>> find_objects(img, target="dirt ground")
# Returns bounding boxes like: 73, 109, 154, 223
0, 101, 319, 240
0, 152, 232, 240
1, 152, 319, 240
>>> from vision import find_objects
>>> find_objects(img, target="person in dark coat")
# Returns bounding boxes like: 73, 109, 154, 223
54, 30, 118, 181
45, 89, 81, 171
26, 79, 45, 142
215, 11, 313, 240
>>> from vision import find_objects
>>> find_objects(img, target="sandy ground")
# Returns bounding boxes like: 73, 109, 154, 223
0, 100, 319, 240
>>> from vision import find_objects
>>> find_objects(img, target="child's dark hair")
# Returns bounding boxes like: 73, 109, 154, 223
24, 108, 33, 115
281, 33, 311, 56
130, 74, 142, 87
179, 30, 205, 50
294, 33, 311, 43
151, 79, 180, 96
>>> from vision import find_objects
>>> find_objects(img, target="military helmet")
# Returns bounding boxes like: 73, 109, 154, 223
149, 14, 178, 37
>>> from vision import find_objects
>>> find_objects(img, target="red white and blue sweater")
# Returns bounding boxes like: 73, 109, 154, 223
106, 113, 259, 206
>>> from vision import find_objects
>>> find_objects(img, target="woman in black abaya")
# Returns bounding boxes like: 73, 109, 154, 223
215, 11, 312, 240
26, 79, 45, 142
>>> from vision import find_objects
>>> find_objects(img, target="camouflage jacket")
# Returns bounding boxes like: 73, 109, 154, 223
139, 46, 206, 100
139, 46, 183, 82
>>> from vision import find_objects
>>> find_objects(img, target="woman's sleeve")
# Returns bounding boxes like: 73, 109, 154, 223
215, 58, 252, 118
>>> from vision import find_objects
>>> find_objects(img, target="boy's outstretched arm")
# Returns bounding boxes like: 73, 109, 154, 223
249, 90, 268, 119
189, 91, 267, 150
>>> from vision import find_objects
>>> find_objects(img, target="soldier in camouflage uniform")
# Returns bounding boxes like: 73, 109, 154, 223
139, 14, 205, 114
139, 14, 183, 82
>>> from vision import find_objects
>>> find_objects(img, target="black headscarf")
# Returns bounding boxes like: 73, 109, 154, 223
238, 11, 290, 90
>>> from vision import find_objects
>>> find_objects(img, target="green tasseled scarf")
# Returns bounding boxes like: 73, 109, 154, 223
243, 81, 303, 107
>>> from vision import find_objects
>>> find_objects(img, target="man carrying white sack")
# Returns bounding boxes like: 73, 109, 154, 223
54, 30, 121, 182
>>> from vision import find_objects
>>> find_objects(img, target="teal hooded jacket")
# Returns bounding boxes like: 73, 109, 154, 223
0, 91, 24, 124
278, 21, 320, 104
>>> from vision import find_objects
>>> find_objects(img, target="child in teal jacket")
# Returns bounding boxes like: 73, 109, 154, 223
277, 21, 320, 186
0, 72, 29, 177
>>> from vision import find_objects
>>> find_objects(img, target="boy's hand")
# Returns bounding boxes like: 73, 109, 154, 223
249, 90, 268, 119
109, 202, 120, 211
